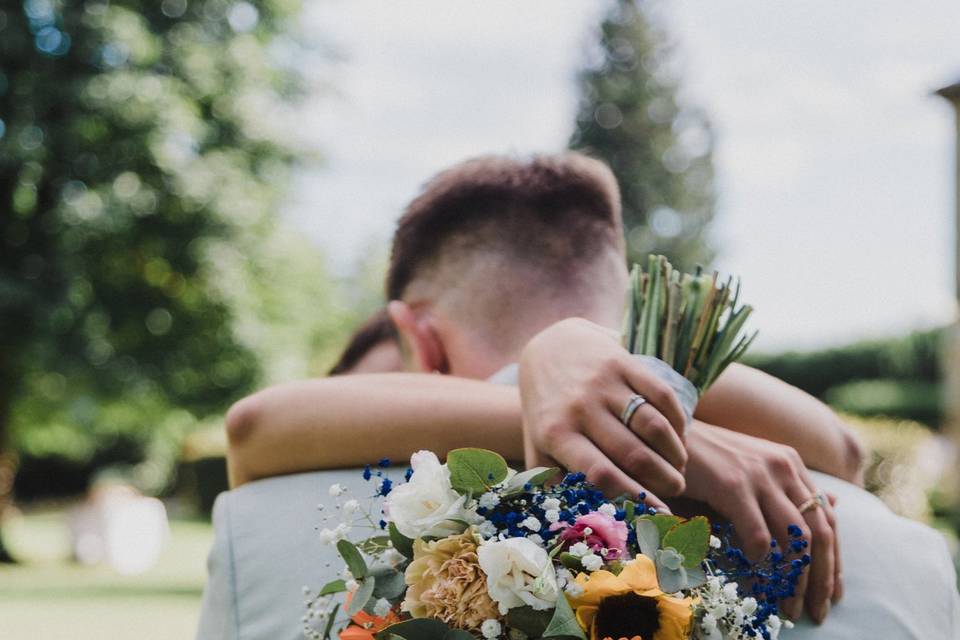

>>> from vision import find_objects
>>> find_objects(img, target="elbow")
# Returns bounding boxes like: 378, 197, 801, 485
839, 424, 866, 486
225, 395, 262, 448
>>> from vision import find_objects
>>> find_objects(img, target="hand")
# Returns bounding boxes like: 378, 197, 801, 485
518, 318, 689, 511
682, 423, 842, 623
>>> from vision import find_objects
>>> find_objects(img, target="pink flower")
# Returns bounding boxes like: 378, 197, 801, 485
554, 512, 629, 560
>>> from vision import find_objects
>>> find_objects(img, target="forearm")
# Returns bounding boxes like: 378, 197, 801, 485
226, 373, 523, 487
694, 363, 864, 484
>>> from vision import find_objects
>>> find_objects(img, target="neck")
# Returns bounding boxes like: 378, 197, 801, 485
440, 303, 621, 380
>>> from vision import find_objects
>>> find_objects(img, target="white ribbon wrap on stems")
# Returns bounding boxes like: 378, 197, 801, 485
633, 354, 699, 427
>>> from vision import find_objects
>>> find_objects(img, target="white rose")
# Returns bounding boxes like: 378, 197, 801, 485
478, 537, 560, 615
384, 450, 477, 539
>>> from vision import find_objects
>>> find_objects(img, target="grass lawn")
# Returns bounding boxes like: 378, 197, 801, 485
0, 507, 213, 639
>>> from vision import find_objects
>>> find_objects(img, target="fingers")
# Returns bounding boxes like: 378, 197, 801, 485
617, 355, 688, 439
824, 498, 843, 604
801, 507, 835, 623
550, 432, 670, 512
608, 392, 688, 472
759, 489, 810, 621
584, 408, 686, 497
715, 483, 772, 562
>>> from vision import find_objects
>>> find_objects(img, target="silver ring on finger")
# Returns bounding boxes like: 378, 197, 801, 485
620, 393, 647, 427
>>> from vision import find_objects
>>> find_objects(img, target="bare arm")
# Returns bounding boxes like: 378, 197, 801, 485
226, 373, 523, 487
695, 363, 865, 484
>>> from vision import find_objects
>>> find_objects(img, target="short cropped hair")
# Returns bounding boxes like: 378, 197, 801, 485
387, 153, 623, 300
328, 309, 399, 376
386, 153, 625, 351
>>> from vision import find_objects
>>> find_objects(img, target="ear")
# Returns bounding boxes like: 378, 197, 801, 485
387, 301, 449, 374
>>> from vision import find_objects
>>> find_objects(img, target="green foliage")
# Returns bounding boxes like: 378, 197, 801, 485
745, 327, 945, 426
446, 448, 509, 494
660, 515, 709, 569
319, 579, 347, 596
745, 328, 943, 399
345, 575, 375, 615
543, 592, 586, 639
0, 0, 358, 499
569, 0, 715, 271
506, 605, 552, 638
825, 379, 942, 426
504, 466, 559, 495
376, 619, 451, 640
388, 522, 414, 559
336, 539, 368, 579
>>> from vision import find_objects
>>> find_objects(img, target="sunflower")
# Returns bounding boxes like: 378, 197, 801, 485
567, 556, 692, 640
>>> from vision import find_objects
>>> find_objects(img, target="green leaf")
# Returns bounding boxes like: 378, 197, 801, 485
370, 567, 407, 600
639, 513, 682, 541
654, 564, 687, 594
504, 466, 560, 494
345, 576, 375, 616
356, 536, 393, 554
507, 605, 553, 638
337, 539, 368, 579
318, 579, 346, 596
623, 499, 636, 523
661, 516, 710, 568
375, 618, 451, 640
559, 552, 584, 572
388, 522, 414, 559
322, 602, 339, 640
634, 518, 661, 558
446, 448, 509, 493
543, 594, 587, 639
443, 631, 475, 640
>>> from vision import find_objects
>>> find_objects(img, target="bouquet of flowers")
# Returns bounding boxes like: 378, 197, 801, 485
302, 449, 808, 640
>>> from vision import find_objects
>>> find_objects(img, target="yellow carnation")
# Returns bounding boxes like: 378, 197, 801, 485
402, 529, 500, 630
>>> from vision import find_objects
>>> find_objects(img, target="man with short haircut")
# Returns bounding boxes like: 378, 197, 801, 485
199, 153, 958, 639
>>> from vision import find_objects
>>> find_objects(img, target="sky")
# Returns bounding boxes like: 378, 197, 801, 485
283, 0, 960, 352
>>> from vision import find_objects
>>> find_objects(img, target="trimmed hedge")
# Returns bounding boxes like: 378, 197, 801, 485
745, 327, 946, 427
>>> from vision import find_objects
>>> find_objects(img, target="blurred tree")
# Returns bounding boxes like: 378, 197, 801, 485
569, 0, 716, 271
0, 0, 308, 560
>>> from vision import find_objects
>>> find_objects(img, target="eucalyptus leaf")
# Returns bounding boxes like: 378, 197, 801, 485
337, 539, 368, 579
375, 618, 451, 640
370, 567, 407, 600
543, 594, 587, 639
506, 605, 552, 637
356, 536, 393, 555
640, 513, 682, 541
504, 466, 560, 494
446, 448, 509, 493
559, 552, 584, 572
634, 518, 661, 558
655, 563, 688, 594
388, 522, 414, 559
661, 516, 710, 568
321, 603, 339, 640
345, 577, 376, 616
318, 579, 346, 596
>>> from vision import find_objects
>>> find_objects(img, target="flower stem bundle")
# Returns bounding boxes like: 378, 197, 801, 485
622, 255, 757, 393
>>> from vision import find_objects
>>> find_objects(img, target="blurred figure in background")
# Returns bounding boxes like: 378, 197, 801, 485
327, 308, 402, 376
68, 479, 169, 576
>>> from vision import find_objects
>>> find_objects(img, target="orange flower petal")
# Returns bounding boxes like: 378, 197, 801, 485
339, 626, 376, 640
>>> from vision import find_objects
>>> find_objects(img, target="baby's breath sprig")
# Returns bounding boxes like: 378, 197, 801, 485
622, 254, 757, 393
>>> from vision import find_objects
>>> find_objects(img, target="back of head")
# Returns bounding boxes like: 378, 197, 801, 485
387, 153, 627, 361
328, 309, 402, 376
